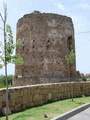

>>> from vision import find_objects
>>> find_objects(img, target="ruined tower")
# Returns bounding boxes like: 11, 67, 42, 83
14, 11, 77, 86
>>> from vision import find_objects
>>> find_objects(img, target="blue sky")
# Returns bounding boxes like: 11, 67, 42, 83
0, 0, 90, 75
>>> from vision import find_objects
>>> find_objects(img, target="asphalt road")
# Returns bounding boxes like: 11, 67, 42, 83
67, 107, 90, 120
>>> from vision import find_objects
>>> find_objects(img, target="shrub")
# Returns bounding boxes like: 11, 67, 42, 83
0, 75, 13, 88
82, 76, 87, 81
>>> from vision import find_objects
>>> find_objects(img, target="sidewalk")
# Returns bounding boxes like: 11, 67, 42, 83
67, 107, 90, 120
51, 103, 90, 120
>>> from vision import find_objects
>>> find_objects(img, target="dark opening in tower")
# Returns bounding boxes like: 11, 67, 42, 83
67, 36, 72, 52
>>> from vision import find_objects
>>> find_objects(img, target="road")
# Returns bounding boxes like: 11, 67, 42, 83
67, 107, 90, 120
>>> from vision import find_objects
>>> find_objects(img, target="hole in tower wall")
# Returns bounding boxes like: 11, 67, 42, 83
67, 36, 72, 52
46, 39, 50, 49
22, 46, 24, 50
32, 45, 35, 48
32, 40, 35, 49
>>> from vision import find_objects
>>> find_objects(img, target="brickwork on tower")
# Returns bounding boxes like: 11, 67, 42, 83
14, 11, 77, 86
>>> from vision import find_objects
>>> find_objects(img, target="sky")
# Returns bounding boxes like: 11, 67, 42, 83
0, 0, 90, 75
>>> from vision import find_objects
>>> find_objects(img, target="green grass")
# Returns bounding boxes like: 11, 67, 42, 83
0, 96, 90, 120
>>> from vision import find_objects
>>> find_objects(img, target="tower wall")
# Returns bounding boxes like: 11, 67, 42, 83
14, 11, 77, 86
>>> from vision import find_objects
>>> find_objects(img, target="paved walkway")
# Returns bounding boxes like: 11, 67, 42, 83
67, 107, 90, 120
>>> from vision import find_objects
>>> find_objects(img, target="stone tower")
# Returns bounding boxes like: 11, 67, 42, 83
14, 11, 77, 86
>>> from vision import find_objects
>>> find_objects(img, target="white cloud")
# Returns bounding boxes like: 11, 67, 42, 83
56, 3, 65, 10
54, 2, 65, 11
79, 3, 90, 10
0, 0, 6, 5
0, 0, 3, 3
0, 0, 6, 12
0, 0, 3, 7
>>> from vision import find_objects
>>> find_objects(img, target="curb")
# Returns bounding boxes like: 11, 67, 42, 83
51, 103, 90, 120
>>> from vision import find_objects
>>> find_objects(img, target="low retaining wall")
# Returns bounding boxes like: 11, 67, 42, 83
0, 82, 90, 115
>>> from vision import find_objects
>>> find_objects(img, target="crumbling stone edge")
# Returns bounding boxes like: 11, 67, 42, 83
51, 103, 90, 120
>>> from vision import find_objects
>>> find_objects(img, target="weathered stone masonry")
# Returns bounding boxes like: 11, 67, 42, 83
14, 11, 77, 86
0, 82, 90, 115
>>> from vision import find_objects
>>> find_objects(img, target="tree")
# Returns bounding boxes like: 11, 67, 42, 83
0, 3, 23, 120
65, 49, 75, 79
0, 24, 23, 65
65, 49, 75, 101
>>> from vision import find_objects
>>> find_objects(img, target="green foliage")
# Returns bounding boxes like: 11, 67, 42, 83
11, 54, 24, 64
65, 49, 75, 101
0, 24, 23, 67
65, 49, 75, 65
0, 75, 13, 88
0, 64, 3, 68
82, 76, 87, 81
6, 24, 15, 63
